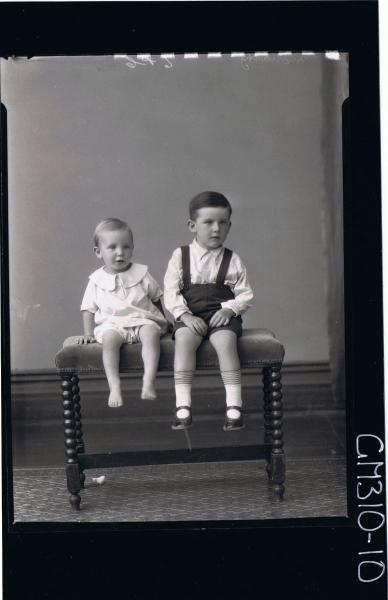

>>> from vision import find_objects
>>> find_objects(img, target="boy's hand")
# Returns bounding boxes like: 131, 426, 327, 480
180, 313, 208, 336
209, 308, 235, 328
76, 335, 95, 345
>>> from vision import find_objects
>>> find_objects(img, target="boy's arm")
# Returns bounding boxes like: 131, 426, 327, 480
210, 257, 253, 328
220, 257, 253, 316
208, 306, 235, 328
163, 250, 192, 321
76, 310, 95, 344
164, 250, 207, 335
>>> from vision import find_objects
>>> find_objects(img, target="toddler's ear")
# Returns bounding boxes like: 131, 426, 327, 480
94, 246, 102, 259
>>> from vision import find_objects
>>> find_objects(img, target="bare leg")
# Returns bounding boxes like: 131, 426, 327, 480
174, 327, 202, 418
209, 329, 240, 371
209, 330, 243, 424
139, 324, 161, 400
174, 327, 203, 371
101, 330, 125, 407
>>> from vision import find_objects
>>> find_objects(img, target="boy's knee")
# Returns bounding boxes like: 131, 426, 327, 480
209, 330, 237, 350
175, 328, 201, 349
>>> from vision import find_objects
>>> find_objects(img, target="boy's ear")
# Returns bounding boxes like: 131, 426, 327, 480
94, 246, 102, 259
187, 219, 196, 232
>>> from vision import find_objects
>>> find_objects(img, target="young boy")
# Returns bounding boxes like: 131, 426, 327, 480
164, 191, 253, 431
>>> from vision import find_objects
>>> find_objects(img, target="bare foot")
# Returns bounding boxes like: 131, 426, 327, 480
141, 380, 157, 400
108, 389, 123, 408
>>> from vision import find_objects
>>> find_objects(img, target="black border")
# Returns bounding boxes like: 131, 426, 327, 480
1, 2, 386, 599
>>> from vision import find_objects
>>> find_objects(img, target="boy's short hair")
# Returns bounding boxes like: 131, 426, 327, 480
189, 191, 232, 220
93, 218, 133, 247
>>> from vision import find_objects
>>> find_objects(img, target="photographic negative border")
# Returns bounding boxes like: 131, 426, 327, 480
1, 2, 386, 598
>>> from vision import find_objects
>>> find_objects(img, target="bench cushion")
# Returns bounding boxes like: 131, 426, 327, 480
55, 328, 284, 373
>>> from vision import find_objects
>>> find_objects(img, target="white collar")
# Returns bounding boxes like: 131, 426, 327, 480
89, 264, 148, 291
191, 238, 224, 259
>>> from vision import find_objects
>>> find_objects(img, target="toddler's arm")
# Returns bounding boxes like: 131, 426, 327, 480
152, 300, 172, 333
76, 310, 96, 344
142, 271, 172, 332
142, 271, 169, 322
152, 298, 164, 315
152, 298, 172, 332
78, 279, 98, 344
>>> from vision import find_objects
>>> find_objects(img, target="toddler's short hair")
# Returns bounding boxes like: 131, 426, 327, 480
93, 218, 133, 247
189, 191, 232, 220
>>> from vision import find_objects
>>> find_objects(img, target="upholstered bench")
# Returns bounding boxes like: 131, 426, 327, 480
55, 328, 286, 510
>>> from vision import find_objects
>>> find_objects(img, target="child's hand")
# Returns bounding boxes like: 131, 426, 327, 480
180, 313, 208, 336
209, 308, 235, 328
76, 335, 95, 345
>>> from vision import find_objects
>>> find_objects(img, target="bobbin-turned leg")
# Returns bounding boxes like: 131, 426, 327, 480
71, 375, 86, 487
268, 365, 286, 499
61, 373, 82, 509
262, 367, 273, 479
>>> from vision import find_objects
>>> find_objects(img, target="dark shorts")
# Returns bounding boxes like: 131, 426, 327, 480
172, 315, 243, 340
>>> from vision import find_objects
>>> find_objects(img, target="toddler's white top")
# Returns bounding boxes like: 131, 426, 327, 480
81, 264, 168, 332
163, 239, 254, 320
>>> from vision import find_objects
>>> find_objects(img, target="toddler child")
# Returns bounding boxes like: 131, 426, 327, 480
78, 218, 168, 407
164, 191, 253, 431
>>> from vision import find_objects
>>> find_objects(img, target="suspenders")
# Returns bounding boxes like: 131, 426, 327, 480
181, 245, 233, 287
181, 245, 191, 288
216, 248, 233, 284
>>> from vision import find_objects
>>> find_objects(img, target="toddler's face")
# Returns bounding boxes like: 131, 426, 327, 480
94, 229, 134, 274
189, 207, 231, 250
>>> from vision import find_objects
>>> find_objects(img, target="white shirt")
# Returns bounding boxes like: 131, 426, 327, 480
81, 264, 168, 332
163, 239, 254, 320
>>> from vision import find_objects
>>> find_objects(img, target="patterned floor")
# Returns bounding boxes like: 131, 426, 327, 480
13, 457, 347, 522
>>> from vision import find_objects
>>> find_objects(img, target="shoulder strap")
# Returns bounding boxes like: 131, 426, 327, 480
216, 248, 233, 285
181, 246, 191, 287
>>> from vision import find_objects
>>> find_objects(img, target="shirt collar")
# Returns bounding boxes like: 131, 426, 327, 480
89, 263, 148, 291
191, 238, 224, 260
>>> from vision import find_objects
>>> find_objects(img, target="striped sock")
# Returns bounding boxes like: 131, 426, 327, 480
221, 370, 242, 419
174, 371, 194, 419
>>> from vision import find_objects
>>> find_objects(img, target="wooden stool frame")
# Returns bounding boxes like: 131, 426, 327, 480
59, 362, 285, 511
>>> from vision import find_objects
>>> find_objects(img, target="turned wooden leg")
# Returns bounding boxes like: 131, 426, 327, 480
268, 365, 286, 499
71, 375, 86, 487
72, 375, 85, 453
262, 367, 273, 479
61, 373, 82, 509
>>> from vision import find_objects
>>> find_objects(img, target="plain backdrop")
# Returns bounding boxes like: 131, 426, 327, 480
1, 53, 348, 371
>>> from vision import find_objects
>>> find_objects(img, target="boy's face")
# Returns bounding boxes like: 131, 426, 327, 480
188, 207, 231, 250
94, 229, 134, 274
